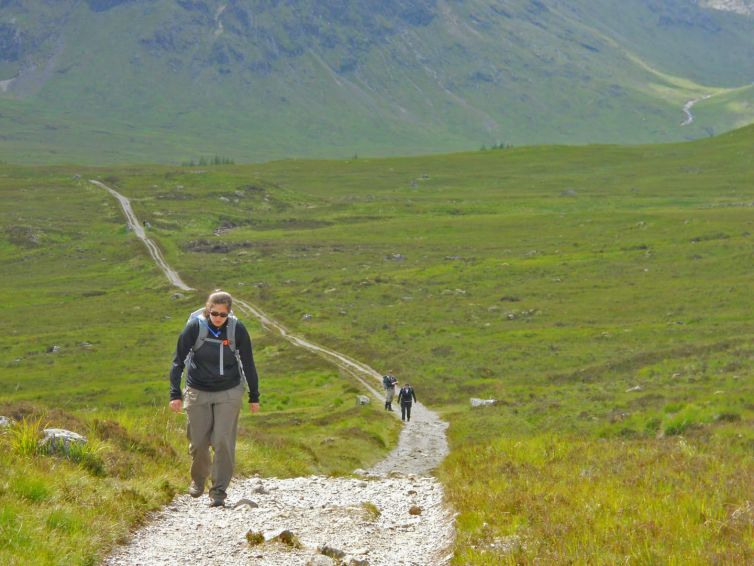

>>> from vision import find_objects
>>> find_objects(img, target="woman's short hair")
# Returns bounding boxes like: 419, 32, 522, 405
204, 290, 233, 317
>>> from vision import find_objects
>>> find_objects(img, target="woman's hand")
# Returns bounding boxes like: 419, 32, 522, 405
249, 403, 260, 413
169, 399, 183, 413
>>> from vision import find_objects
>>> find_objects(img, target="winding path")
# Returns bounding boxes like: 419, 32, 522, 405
681, 94, 712, 126
91, 180, 454, 565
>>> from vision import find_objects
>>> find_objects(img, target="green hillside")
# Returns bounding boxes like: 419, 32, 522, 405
695, 83, 754, 134
3, 124, 754, 562
1, 0, 754, 164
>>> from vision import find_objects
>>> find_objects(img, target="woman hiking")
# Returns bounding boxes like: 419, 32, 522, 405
168, 290, 260, 507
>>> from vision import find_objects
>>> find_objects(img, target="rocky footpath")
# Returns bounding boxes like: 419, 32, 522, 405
368, 403, 448, 477
103, 402, 453, 566
105, 474, 453, 566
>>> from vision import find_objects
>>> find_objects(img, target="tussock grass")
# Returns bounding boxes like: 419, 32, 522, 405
441, 434, 754, 564
8, 416, 46, 457
361, 501, 381, 520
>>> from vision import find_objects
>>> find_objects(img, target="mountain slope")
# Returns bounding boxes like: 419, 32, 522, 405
1, 0, 754, 164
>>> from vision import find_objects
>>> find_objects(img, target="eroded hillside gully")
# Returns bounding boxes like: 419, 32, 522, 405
92, 180, 455, 566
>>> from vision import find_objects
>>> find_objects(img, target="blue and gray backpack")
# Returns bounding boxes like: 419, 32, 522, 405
184, 308, 243, 377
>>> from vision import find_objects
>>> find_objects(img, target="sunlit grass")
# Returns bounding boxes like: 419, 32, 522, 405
441, 434, 754, 564
8, 416, 46, 458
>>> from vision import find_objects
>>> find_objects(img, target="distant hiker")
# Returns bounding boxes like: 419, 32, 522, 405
397, 383, 417, 422
382, 372, 398, 411
168, 290, 260, 507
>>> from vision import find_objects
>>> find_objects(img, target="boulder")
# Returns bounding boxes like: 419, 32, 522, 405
319, 545, 345, 559
275, 530, 302, 548
40, 428, 87, 456
470, 398, 497, 408
0, 416, 13, 428
232, 499, 259, 510
357, 395, 370, 405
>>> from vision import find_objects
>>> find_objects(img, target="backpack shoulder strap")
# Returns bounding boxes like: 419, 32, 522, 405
226, 315, 238, 352
227, 316, 245, 383
192, 315, 209, 352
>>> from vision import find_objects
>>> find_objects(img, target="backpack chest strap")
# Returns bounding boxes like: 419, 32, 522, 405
203, 337, 226, 375
192, 316, 238, 352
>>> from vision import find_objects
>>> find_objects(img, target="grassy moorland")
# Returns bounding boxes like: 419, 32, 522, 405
0, 170, 400, 565
3, 124, 754, 563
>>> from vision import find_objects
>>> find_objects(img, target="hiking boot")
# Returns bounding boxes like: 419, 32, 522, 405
208, 487, 226, 507
188, 481, 205, 498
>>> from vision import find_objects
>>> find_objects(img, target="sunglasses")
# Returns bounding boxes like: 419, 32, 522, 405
209, 311, 229, 318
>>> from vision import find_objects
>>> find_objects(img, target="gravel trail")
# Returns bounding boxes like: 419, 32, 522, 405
681, 94, 712, 126
89, 180, 194, 291
93, 180, 455, 565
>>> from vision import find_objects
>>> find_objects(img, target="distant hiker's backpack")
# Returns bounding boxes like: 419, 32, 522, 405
184, 308, 243, 378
